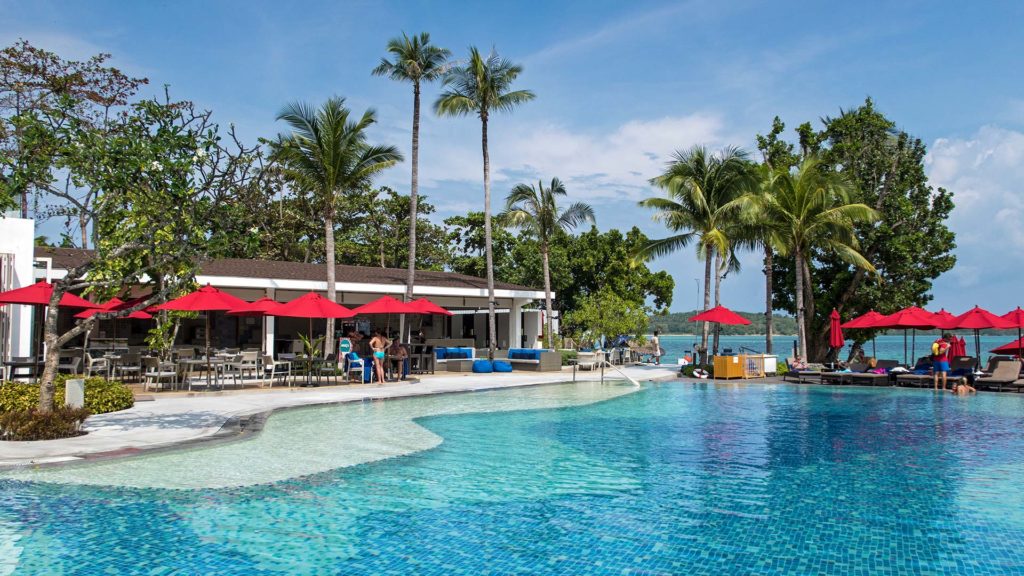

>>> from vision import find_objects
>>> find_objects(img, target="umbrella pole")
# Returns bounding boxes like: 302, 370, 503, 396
872, 336, 876, 358
912, 329, 917, 365
903, 330, 908, 366
206, 313, 212, 388
1018, 327, 1022, 361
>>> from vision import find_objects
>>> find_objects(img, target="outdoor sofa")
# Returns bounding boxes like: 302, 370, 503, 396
499, 348, 562, 372
434, 346, 475, 370
782, 358, 827, 384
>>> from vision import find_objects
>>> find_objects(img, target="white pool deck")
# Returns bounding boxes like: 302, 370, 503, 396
0, 365, 679, 468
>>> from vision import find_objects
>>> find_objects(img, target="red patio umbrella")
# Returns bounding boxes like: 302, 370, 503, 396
74, 297, 154, 320
829, 309, 845, 350
991, 336, 1024, 356
154, 285, 249, 387
948, 305, 1013, 361
268, 292, 354, 385
877, 306, 934, 365
840, 310, 886, 357
1000, 307, 1024, 360
689, 305, 751, 326
0, 280, 98, 361
949, 335, 966, 358
227, 297, 280, 354
409, 298, 453, 316
351, 296, 421, 339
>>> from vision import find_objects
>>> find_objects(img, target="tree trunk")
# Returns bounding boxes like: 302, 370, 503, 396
801, 257, 823, 360
324, 209, 336, 358
700, 244, 713, 365
404, 80, 421, 342
481, 114, 497, 359
794, 247, 807, 361
79, 212, 89, 249
712, 250, 725, 355
764, 245, 773, 354
542, 245, 553, 350
37, 302, 60, 412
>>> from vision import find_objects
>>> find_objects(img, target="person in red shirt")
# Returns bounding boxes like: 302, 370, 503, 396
932, 333, 952, 391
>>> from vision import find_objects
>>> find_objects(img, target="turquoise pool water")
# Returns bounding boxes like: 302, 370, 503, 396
3, 382, 1024, 574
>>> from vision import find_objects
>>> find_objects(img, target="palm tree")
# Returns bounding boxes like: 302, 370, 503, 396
435, 47, 534, 358
372, 32, 450, 316
276, 98, 402, 356
502, 177, 595, 349
752, 156, 877, 360
637, 146, 755, 364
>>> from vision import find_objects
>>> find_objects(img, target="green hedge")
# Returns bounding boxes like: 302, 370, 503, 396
0, 407, 90, 441
0, 376, 134, 414
559, 350, 578, 366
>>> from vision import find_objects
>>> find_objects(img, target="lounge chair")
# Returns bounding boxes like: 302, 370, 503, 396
846, 360, 901, 386
896, 356, 976, 388
820, 362, 868, 385
975, 360, 1023, 392
782, 358, 826, 384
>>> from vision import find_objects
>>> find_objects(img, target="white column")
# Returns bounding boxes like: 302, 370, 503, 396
524, 310, 542, 349
0, 218, 36, 359
264, 287, 275, 355
508, 299, 524, 350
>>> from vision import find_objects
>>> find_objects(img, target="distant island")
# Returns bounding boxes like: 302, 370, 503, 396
648, 311, 797, 336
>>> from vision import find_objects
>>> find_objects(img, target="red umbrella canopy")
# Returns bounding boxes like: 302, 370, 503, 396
73, 297, 154, 320
1001, 307, 1024, 328
0, 280, 97, 308
154, 284, 249, 312
948, 306, 1013, 330
992, 337, 1024, 355
840, 310, 886, 329
409, 298, 454, 316
949, 336, 966, 357
226, 297, 280, 317
689, 305, 751, 325
829, 309, 845, 348
929, 308, 957, 331
269, 292, 355, 319
351, 295, 418, 315
877, 306, 935, 329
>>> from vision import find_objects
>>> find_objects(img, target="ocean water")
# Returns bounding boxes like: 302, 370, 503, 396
657, 333, 1015, 364
2, 381, 1024, 574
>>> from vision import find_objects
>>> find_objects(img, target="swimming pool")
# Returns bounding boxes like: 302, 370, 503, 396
2, 381, 1023, 574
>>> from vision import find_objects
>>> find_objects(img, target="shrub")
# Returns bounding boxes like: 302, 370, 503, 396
0, 407, 91, 441
559, 350, 578, 366
0, 376, 133, 415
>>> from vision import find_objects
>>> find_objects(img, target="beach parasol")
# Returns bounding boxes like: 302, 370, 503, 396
0, 280, 98, 363
154, 285, 249, 387
840, 310, 886, 357
947, 306, 1013, 361
1000, 307, 1024, 360
689, 305, 751, 326
351, 295, 420, 337
268, 292, 354, 385
227, 297, 280, 354
877, 306, 934, 365
829, 309, 845, 350
409, 298, 453, 316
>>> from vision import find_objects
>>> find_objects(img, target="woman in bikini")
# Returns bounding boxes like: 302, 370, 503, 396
369, 330, 389, 385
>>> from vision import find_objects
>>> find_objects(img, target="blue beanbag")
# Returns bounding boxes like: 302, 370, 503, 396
492, 360, 513, 372
472, 359, 493, 373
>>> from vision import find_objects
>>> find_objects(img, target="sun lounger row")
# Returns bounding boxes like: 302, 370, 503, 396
783, 356, 1024, 392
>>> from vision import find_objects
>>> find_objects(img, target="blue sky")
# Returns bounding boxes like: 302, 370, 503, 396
5, 0, 1024, 313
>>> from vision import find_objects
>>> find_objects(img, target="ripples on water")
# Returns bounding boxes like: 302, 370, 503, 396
2, 382, 1024, 575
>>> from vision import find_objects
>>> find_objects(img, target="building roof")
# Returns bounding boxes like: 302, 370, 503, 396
33, 247, 539, 293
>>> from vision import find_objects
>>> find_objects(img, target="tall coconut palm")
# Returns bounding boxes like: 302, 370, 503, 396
502, 177, 595, 349
435, 47, 534, 358
753, 156, 877, 360
372, 32, 451, 317
276, 98, 402, 356
637, 146, 755, 364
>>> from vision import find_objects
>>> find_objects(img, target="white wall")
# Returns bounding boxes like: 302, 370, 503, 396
0, 217, 36, 358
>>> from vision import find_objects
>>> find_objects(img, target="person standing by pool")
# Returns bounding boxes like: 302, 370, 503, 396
651, 331, 661, 365
370, 330, 389, 385
932, 333, 952, 391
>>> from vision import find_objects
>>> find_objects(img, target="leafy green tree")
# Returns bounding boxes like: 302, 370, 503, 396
338, 186, 449, 270
372, 32, 450, 308
770, 99, 956, 360
637, 146, 755, 363
435, 47, 534, 358
502, 177, 594, 349
753, 156, 877, 360
564, 287, 650, 345
1, 39, 147, 232
8, 93, 258, 411
443, 211, 518, 279
275, 98, 402, 356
